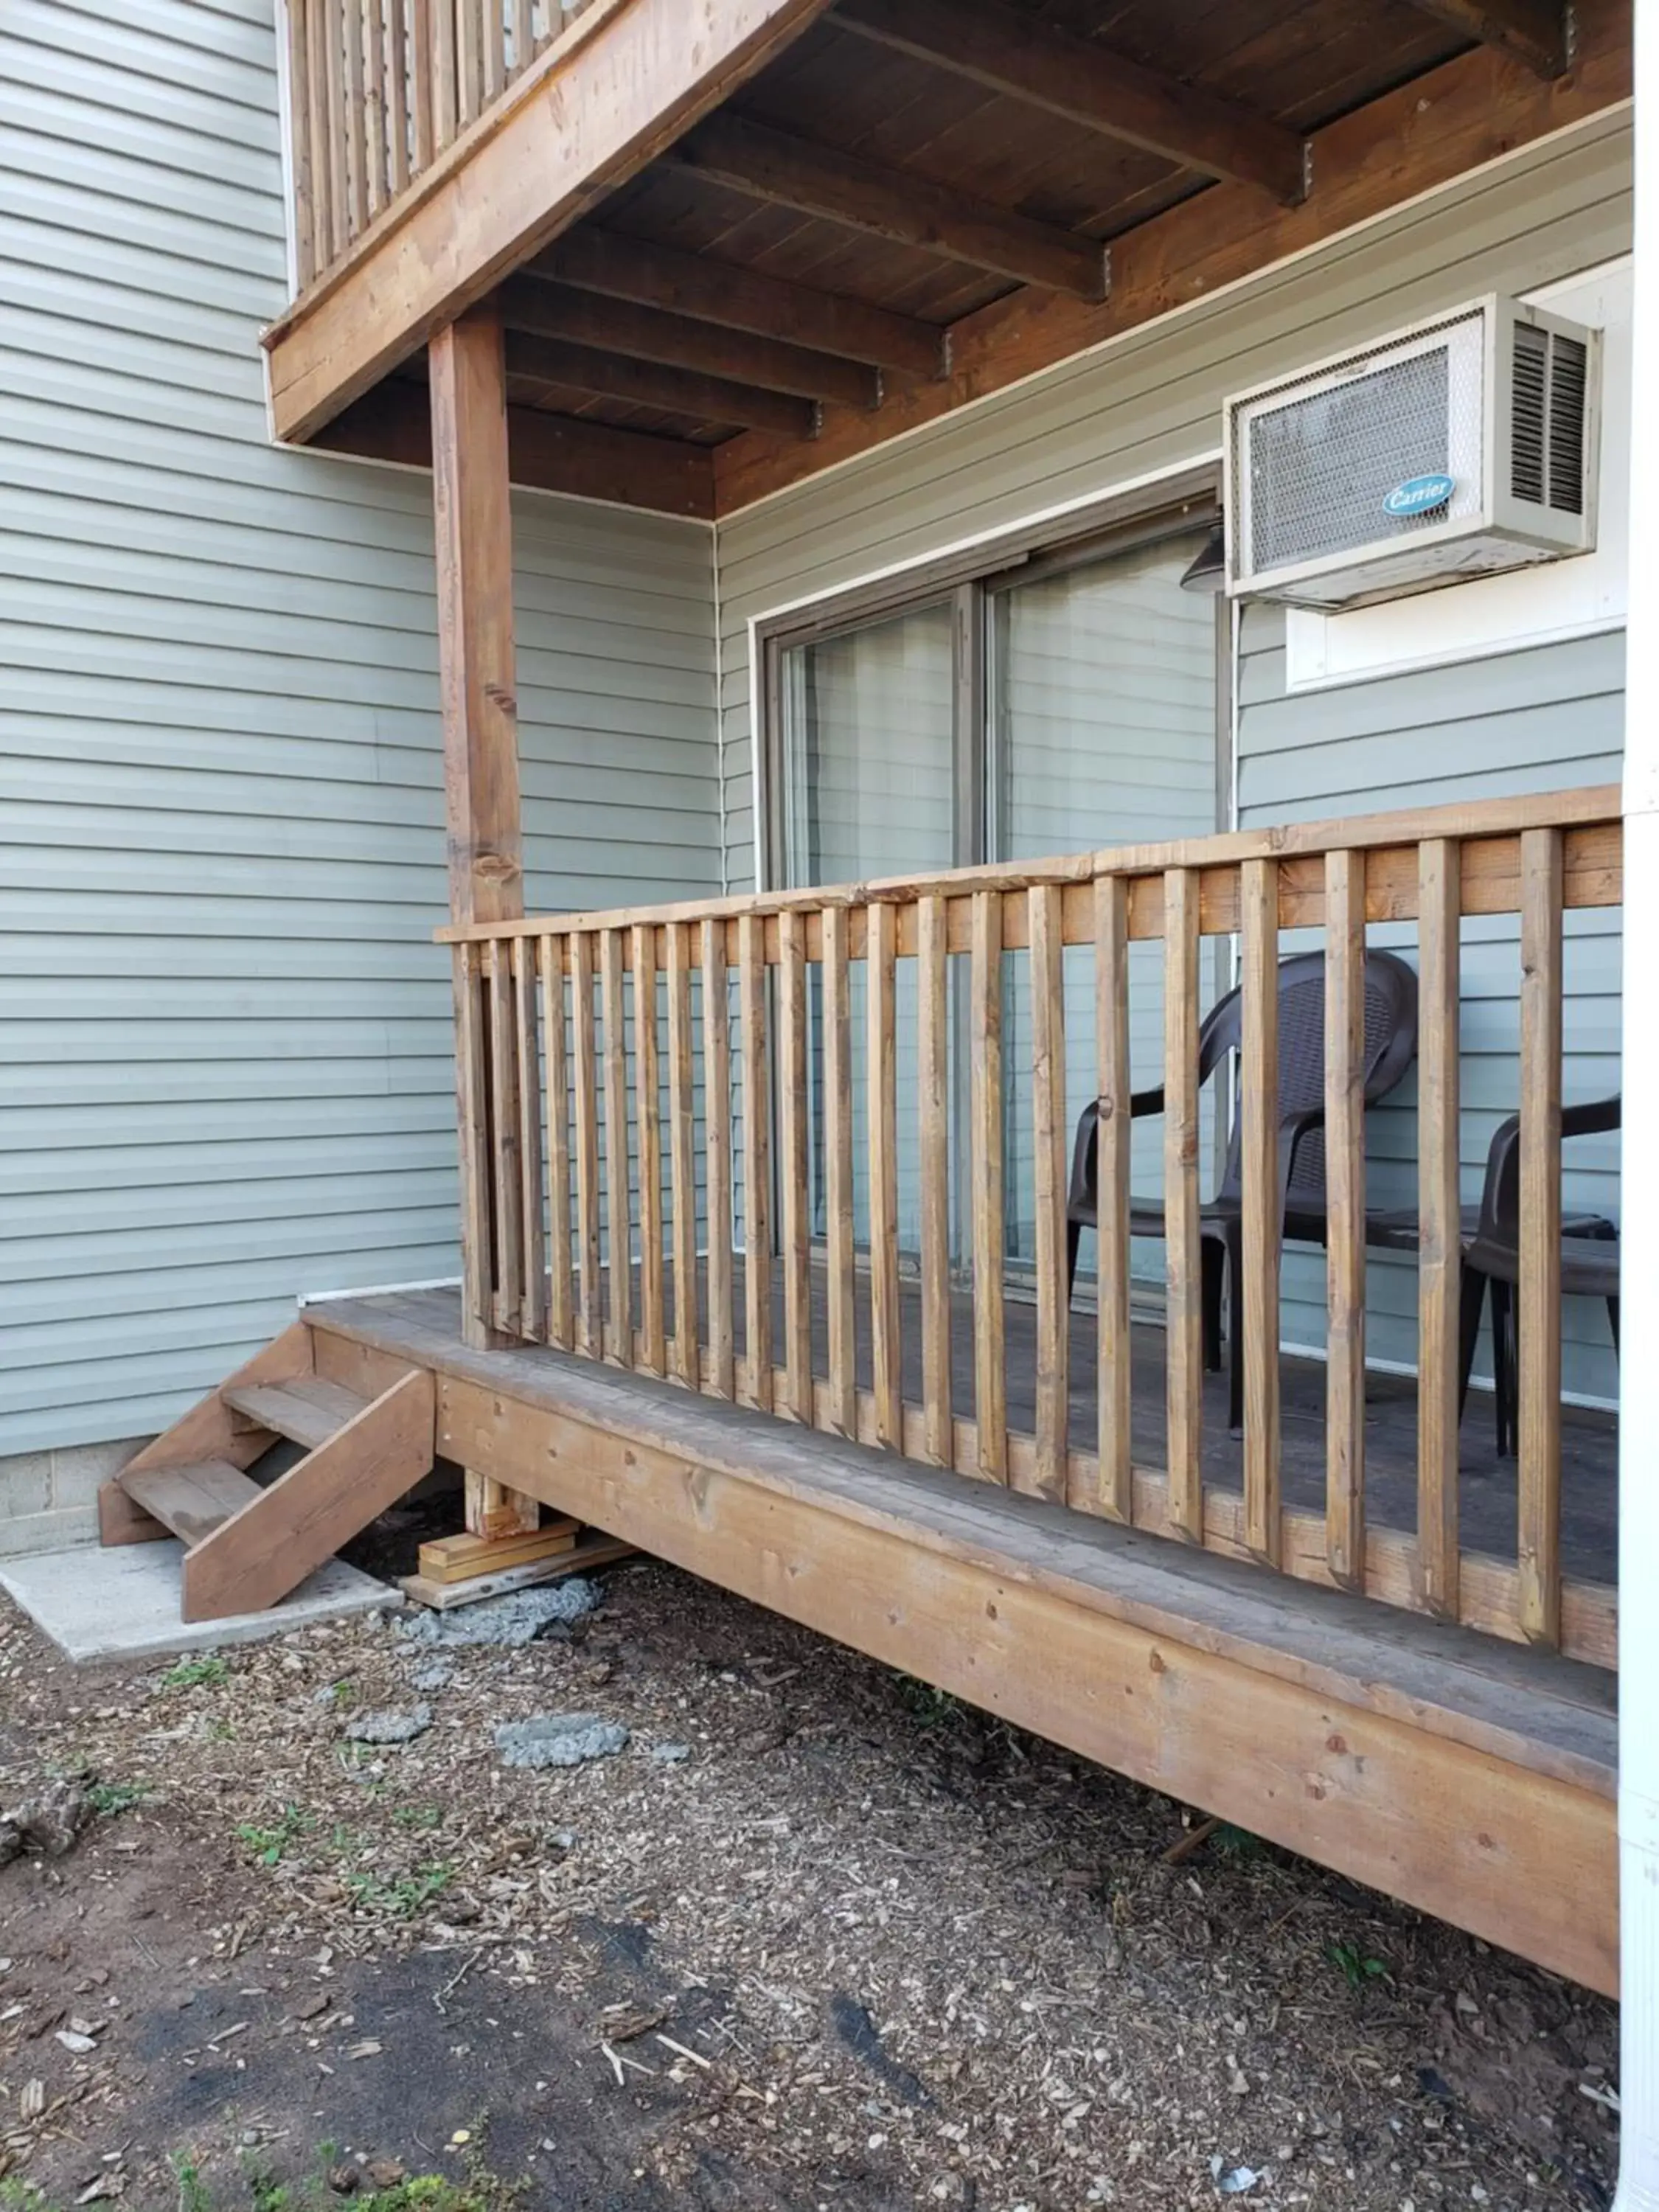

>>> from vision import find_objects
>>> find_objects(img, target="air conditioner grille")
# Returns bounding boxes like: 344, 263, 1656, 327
1248, 346, 1467, 574
1510, 321, 1588, 515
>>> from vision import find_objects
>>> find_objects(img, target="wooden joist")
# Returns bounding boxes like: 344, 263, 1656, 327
834, 0, 1307, 204
503, 275, 878, 408
669, 113, 1109, 300
504, 328, 817, 436
534, 227, 947, 378
1404, 0, 1569, 76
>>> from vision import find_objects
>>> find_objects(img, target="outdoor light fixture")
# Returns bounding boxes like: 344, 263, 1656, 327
1179, 521, 1227, 592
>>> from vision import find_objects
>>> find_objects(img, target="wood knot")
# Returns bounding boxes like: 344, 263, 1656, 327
484, 682, 518, 717
1147, 1649, 1166, 1674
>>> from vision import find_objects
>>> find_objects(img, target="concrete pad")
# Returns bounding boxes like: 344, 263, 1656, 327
0, 1540, 394, 1663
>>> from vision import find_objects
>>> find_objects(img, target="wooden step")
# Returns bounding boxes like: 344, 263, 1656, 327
121, 1459, 262, 1548
222, 1375, 372, 1452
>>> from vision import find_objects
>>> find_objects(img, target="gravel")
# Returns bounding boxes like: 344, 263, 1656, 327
396, 1578, 602, 1646
344, 1704, 433, 1745
494, 1712, 630, 1768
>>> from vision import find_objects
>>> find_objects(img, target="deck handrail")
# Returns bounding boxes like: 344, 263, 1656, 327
442, 784, 1625, 1669
282, 0, 613, 292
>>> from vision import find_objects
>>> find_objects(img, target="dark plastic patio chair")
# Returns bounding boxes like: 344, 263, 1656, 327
1459, 1095, 1621, 1457
1065, 949, 1420, 1432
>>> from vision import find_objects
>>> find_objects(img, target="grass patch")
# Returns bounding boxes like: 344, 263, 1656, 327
1328, 1938, 1390, 1992
87, 1780, 150, 1818
234, 1805, 314, 1868
894, 1673, 962, 1726
344, 1861, 454, 1918
161, 1655, 229, 1691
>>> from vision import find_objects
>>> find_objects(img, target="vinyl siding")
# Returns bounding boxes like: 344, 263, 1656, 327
0, 0, 720, 1456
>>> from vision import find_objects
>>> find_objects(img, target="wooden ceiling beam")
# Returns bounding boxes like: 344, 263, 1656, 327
536, 226, 946, 379
834, 0, 1306, 204
314, 378, 716, 518
1402, 0, 1569, 77
502, 274, 879, 408
669, 112, 1109, 300
504, 330, 818, 437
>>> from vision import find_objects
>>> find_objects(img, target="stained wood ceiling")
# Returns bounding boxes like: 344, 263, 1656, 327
332, 0, 1609, 515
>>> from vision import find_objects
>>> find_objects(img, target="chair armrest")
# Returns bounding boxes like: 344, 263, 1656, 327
1563, 1094, 1621, 1139
1278, 1104, 1326, 1214
1068, 1084, 1175, 1213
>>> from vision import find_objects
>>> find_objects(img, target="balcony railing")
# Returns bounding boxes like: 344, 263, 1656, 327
438, 786, 1624, 1668
283, 0, 607, 289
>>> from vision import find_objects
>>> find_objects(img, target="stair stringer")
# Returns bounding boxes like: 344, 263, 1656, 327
181, 1367, 436, 1622
101, 1321, 316, 1547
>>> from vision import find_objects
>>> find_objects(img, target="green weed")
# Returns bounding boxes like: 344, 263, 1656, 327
344, 1861, 455, 1918
234, 1805, 314, 1867
161, 1655, 229, 1691
87, 1780, 150, 1818
1327, 1938, 1390, 1992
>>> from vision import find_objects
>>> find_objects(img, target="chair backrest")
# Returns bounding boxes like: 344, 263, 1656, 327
1208, 949, 1419, 1208
1474, 1092, 1622, 1253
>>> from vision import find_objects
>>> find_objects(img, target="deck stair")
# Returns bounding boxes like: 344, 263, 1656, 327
100, 1321, 436, 1623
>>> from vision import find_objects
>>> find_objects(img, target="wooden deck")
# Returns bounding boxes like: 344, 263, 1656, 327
303, 1281, 1618, 1995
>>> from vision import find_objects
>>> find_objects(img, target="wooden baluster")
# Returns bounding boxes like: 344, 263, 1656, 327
1030, 884, 1068, 1504
540, 933, 573, 1352
1519, 827, 1565, 1645
512, 937, 546, 1342
385, 0, 411, 191
1416, 838, 1461, 1618
285, 0, 316, 288
482, 0, 505, 102
917, 893, 951, 1468
1164, 866, 1203, 1542
1324, 850, 1367, 1589
433, 0, 458, 147
453, 942, 493, 1340
739, 912, 772, 1410
304, 0, 333, 276
344, 0, 368, 234
511, 0, 533, 75
487, 939, 523, 1337
822, 904, 857, 1439
364, 0, 387, 217
703, 917, 735, 1399
664, 923, 698, 1388
571, 933, 602, 1358
778, 910, 813, 1424
1093, 874, 1132, 1521
601, 928, 632, 1366
409, 0, 436, 169
869, 902, 901, 1450
1239, 857, 1281, 1564
970, 890, 1006, 1482
633, 924, 665, 1376
457, 0, 483, 125
323, 0, 349, 260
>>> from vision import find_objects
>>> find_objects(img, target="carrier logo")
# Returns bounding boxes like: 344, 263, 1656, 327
1383, 473, 1455, 518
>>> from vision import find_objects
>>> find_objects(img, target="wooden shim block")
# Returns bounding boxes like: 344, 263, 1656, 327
667, 920, 700, 1388
400, 1532, 639, 1610
465, 1467, 540, 1539
1519, 825, 1565, 1646
419, 1518, 580, 1584
1416, 838, 1462, 1618
602, 926, 633, 1366
1239, 857, 1281, 1564
572, 931, 602, 1357
1029, 883, 1068, 1504
633, 921, 665, 1376
1091, 874, 1132, 1523
970, 890, 1006, 1482
1164, 867, 1203, 1541
739, 910, 773, 1411
703, 915, 735, 1399
181, 1370, 436, 1622
541, 933, 574, 1352
778, 909, 813, 1423
868, 900, 902, 1450
823, 903, 857, 1439
1324, 850, 1367, 1590
917, 892, 952, 1469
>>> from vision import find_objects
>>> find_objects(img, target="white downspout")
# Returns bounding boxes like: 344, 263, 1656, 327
1615, 1, 1659, 2202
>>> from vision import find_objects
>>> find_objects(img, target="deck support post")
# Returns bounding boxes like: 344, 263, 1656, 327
431, 299, 539, 1540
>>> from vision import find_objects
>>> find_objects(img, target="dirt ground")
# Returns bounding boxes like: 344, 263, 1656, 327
0, 1528, 1621, 2212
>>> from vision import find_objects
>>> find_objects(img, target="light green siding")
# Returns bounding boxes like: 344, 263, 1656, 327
0, 0, 720, 1455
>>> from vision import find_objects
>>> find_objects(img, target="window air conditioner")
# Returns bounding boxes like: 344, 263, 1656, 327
1223, 296, 1600, 610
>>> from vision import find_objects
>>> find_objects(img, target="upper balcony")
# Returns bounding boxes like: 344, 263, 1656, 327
264, 0, 1632, 521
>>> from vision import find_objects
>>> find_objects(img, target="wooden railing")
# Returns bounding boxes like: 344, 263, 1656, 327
439, 787, 1624, 1668
282, 0, 608, 289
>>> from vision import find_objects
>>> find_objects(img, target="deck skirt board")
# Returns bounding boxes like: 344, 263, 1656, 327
121, 1459, 264, 1548
305, 1284, 1618, 1994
